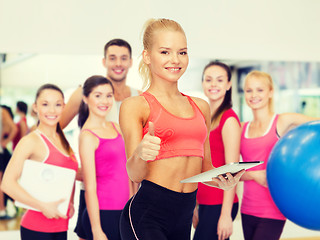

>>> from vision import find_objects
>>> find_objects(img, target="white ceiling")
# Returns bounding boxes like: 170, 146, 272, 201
1, 0, 320, 62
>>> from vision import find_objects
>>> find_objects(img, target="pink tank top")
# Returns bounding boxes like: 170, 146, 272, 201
240, 115, 285, 220
82, 123, 129, 210
197, 109, 239, 205
21, 131, 78, 232
142, 92, 207, 161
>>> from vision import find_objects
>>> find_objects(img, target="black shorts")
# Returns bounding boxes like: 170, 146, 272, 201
74, 189, 87, 239
0, 148, 11, 172
82, 208, 122, 240
193, 203, 239, 240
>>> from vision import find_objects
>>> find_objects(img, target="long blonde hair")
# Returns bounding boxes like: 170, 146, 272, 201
244, 70, 274, 112
139, 18, 186, 89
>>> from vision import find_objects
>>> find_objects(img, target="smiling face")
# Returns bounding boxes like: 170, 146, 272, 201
84, 83, 114, 118
143, 29, 188, 84
103, 45, 132, 83
244, 75, 273, 111
33, 89, 64, 127
202, 65, 231, 104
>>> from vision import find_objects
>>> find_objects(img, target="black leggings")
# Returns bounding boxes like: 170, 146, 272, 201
193, 203, 239, 240
20, 226, 67, 240
82, 208, 122, 240
120, 180, 197, 240
241, 213, 286, 240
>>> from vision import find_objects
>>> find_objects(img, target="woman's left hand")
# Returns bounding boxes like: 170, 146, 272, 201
217, 215, 233, 240
212, 170, 245, 191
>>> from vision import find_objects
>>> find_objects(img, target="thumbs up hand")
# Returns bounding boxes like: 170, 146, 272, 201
138, 122, 161, 161
148, 121, 156, 136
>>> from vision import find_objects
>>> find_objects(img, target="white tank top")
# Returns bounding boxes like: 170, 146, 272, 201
106, 87, 139, 124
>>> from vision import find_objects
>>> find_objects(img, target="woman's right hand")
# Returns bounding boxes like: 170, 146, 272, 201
39, 199, 67, 219
137, 122, 161, 161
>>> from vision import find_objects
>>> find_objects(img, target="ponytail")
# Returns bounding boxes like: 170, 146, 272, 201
56, 122, 73, 155
78, 100, 89, 129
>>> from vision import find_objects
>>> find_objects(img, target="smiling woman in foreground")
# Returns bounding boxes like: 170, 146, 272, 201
119, 18, 244, 240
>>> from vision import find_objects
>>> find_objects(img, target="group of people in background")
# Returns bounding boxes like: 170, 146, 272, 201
0, 100, 29, 220
0, 18, 319, 240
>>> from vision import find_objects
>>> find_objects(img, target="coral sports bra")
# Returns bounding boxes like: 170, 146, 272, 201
142, 92, 207, 161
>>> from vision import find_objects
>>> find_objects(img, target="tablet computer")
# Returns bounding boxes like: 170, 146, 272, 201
15, 160, 76, 215
180, 161, 263, 183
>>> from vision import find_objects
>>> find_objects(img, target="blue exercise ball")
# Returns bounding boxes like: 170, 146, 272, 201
267, 120, 320, 230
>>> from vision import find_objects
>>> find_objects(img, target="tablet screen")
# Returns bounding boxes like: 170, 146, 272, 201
181, 161, 263, 183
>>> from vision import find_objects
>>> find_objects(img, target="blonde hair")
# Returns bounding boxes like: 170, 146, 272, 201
244, 70, 274, 112
139, 18, 186, 89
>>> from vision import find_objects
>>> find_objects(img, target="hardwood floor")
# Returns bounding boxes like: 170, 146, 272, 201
0, 215, 21, 231
281, 238, 320, 240
0, 216, 320, 240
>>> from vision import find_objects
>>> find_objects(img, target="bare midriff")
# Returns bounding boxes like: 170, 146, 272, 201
145, 156, 202, 193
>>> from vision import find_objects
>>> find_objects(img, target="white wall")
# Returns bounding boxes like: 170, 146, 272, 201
1, 0, 320, 61
1, 0, 320, 109
1, 54, 106, 88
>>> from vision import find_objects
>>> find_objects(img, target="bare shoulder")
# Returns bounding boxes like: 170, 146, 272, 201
122, 95, 148, 108
1, 107, 9, 118
120, 95, 149, 134
110, 122, 122, 135
79, 129, 98, 142
189, 96, 210, 115
224, 116, 241, 127
1, 107, 14, 126
13, 131, 42, 156
22, 131, 41, 145
79, 129, 99, 150
121, 95, 149, 116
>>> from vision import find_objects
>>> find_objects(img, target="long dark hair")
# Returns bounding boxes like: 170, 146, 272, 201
202, 61, 232, 124
35, 84, 73, 155
78, 75, 114, 128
